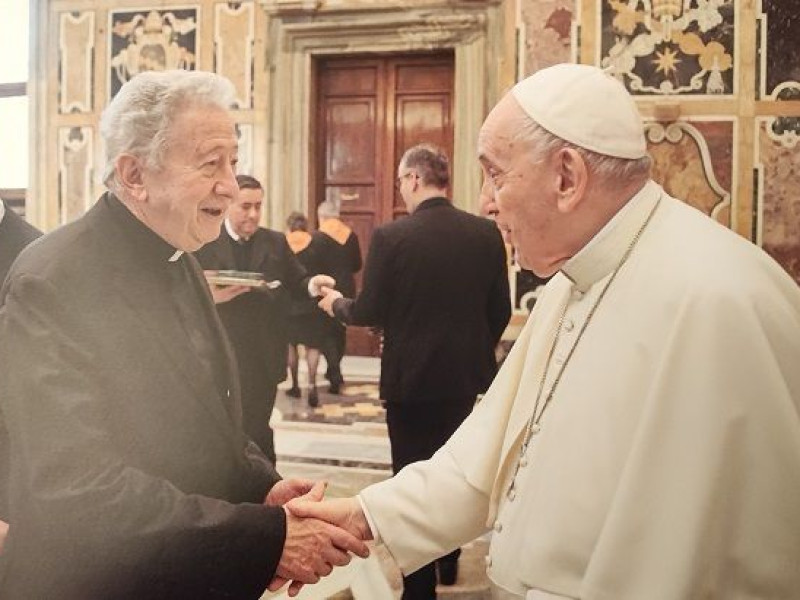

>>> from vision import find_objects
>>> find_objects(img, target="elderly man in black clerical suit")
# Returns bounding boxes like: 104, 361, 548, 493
316, 144, 511, 599
0, 199, 42, 554
0, 70, 366, 600
194, 174, 309, 464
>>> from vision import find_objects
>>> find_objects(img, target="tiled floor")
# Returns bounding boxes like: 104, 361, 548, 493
269, 356, 491, 600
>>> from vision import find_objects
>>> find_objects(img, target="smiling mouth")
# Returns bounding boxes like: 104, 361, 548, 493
201, 208, 224, 217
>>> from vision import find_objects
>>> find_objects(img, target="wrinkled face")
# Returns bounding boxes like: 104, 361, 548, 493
139, 104, 239, 251
228, 187, 263, 239
477, 95, 561, 276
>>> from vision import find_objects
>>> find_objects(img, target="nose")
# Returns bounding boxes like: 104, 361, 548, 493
215, 163, 238, 199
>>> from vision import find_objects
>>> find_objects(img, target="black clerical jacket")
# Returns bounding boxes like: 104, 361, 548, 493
0, 194, 285, 599
334, 197, 511, 405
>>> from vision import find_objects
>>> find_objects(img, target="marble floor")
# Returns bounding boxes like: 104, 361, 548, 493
266, 356, 492, 600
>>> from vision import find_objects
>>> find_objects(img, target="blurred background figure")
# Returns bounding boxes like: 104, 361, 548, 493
314, 200, 362, 394
285, 211, 333, 408
195, 174, 308, 464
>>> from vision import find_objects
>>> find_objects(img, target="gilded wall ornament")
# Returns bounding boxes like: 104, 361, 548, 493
108, 8, 198, 99
600, 0, 735, 95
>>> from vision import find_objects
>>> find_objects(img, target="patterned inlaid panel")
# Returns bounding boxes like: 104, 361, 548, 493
600, 0, 735, 95
108, 7, 198, 100
646, 119, 733, 226
519, 0, 575, 77
59, 11, 95, 114
756, 119, 800, 284
58, 126, 93, 223
757, 0, 800, 100
214, 2, 254, 109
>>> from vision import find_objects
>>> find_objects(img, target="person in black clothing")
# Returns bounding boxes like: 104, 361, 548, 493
194, 174, 309, 463
316, 143, 511, 599
0, 199, 42, 552
285, 212, 334, 407
0, 70, 366, 599
314, 200, 362, 393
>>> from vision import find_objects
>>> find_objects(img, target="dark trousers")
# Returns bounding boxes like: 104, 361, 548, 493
324, 322, 345, 386
386, 398, 475, 600
241, 379, 279, 465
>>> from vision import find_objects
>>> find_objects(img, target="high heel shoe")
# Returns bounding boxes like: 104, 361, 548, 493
308, 387, 319, 408
286, 385, 301, 398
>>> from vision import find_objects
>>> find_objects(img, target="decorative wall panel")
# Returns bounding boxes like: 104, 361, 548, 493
214, 2, 254, 109
235, 123, 254, 177
58, 126, 93, 223
59, 11, 95, 114
756, 118, 800, 283
600, 0, 735, 95
757, 0, 800, 100
646, 120, 732, 225
108, 7, 198, 100
518, 0, 575, 77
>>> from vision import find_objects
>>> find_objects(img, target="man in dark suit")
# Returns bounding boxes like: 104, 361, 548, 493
195, 174, 308, 464
0, 199, 42, 552
317, 143, 511, 599
0, 70, 366, 600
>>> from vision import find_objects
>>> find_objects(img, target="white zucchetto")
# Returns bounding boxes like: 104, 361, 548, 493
512, 63, 647, 160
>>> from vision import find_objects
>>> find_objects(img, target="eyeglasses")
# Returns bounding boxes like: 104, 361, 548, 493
395, 171, 415, 191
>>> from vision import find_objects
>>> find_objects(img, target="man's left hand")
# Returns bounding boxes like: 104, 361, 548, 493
265, 479, 326, 507
0, 519, 8, 555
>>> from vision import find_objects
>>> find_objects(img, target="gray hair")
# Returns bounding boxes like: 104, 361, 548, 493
514, 116, 652, 184
317, 200, 340, 219
99, 70, 236, 191
400, 144, 450, 189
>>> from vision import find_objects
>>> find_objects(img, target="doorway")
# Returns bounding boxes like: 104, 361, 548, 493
311, 52, 455, 356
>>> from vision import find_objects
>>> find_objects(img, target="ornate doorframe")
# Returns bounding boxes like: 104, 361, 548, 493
260, 0, 509, 226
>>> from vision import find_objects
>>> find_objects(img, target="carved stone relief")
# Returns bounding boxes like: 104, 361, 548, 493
646, 120, 732, 226
601, 0, 735, 95
215, 2, 254, 109
58, 126, 93, 223
518, 0, 575, 77
108, 8, 198, 100
756, 118, 800, 283
59, 11, 95, 114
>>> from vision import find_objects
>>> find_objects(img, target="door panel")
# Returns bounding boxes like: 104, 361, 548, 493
313, 52, 454, 356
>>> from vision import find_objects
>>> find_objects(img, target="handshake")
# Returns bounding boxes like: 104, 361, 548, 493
265, 479, 372, 597
309, 275, 344, 318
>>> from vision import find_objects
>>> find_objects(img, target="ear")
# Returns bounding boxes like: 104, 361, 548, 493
115, 154, 148, 202
554, 148, 588, 213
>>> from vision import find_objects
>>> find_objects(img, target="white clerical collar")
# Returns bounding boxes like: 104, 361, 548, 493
561, 179, 662, 292
168, 249, 184, 262
0, 200, 6, 225
224, 218, 240, 241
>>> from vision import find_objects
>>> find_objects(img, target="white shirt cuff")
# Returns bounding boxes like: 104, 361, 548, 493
357, 494, 381, 543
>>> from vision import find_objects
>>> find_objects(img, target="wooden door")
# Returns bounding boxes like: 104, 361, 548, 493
312, 52, 454, 356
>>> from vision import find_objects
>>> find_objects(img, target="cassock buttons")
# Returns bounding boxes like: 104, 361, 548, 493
572, 289, 585, 301
563, 319, 574, 332
507, 488, 517, 502
494, 521, 503, 533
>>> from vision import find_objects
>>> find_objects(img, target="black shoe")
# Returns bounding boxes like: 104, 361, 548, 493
308, 388, 319, 408
286, 386, 301, 398
328, 382, 341, 395
437, 561, 458, 586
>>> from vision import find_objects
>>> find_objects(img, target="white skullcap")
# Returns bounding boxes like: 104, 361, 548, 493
512, 63, 647, 160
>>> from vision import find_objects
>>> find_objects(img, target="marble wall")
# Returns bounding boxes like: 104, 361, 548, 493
28, 0, 800, 284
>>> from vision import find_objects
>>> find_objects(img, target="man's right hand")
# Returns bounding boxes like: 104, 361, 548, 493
0, 519, 8, 555
269, 509, 370, 596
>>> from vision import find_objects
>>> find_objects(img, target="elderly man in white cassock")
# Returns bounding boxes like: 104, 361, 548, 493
288, 63, 800, 600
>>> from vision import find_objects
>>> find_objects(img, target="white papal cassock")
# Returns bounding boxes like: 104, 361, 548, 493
360, 180, 800, 600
